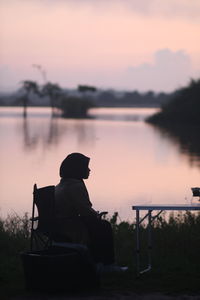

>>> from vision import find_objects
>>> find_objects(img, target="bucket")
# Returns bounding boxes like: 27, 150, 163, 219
20, 246, 99, 292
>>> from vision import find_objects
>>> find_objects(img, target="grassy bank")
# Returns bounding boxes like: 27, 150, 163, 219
0, 213, 30, 298
1, 212, 200, 297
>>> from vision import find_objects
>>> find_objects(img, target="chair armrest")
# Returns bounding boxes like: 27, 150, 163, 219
30, 217, 39, 221
98, 211, 108, 219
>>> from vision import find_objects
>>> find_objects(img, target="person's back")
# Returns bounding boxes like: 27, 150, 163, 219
55, 179, 89, 245
55, 178, 91, 218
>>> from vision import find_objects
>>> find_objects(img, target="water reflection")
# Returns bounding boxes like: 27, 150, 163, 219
21, 116, 64, 151
150, 123, 200, 168
72, 121, 95, 147
1, 107, 200, 220
20, 114, 96, 151
89, 107, 157, 122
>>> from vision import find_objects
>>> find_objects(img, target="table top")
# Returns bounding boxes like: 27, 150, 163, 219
132, 203, 200, 211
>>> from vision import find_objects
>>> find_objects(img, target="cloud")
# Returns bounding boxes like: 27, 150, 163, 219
36, 0, 200, 21
126, 0, 200, 21
0, 49, 197, 93
125, 49, 194, 92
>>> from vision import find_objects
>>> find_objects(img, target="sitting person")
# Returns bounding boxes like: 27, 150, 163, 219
54, 152, 115, 266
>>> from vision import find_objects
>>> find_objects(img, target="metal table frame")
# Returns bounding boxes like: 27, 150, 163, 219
132, 204, 200, 277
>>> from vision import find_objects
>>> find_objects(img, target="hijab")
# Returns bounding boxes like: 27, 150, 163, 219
59, 153, 90, 179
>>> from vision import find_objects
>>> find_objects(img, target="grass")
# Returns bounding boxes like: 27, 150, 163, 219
1, 211, 200, 298
0, 213, 30, 298
103, 211, 200, 295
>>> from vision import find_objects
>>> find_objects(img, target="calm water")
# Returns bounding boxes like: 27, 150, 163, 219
0, 107, 200, 221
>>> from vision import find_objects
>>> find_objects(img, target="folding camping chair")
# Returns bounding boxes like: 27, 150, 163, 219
30, 184, 56, 251
24, 184, 99, 291
30, 183, 88, 250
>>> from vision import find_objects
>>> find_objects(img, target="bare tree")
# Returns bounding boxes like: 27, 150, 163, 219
41, 82, 62, 116
20, 80, 39, 118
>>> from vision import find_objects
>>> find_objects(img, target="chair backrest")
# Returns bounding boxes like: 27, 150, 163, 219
33, 184, 55, 235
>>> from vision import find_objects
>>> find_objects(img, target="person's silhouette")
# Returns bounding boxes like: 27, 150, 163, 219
55, 153, 115, 266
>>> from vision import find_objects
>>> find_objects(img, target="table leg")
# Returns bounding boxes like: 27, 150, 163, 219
147, 210, 152, 271
136, 209, 140, 277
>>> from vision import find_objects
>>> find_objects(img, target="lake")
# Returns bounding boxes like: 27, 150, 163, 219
0, 107, 200, 221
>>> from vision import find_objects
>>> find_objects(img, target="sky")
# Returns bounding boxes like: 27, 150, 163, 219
0, 0, 200, 93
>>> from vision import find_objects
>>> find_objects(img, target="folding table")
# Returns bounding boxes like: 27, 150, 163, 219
132, 204, 200, 277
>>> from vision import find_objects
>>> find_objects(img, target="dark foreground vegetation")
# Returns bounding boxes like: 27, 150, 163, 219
147, 79, 200, 126
146, 79, 200, 165
1, 211, 200, 298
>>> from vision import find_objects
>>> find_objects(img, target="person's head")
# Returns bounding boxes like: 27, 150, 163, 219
59, 153, 90, 180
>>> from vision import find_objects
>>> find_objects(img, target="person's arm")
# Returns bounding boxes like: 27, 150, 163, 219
71, 182, 98, 217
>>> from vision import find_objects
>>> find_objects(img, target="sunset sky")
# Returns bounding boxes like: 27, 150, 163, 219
0, 0, 200, 92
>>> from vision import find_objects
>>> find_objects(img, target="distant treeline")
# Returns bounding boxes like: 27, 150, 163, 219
0, 83, 174, 108
93, 90, 172, 107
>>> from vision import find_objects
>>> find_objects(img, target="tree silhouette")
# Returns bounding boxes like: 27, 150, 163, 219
41, 82, 62, 116
78, 85, 97, 93
60, 96, 94, 118
148, 78, 200, 125
20, 80, 39, 118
